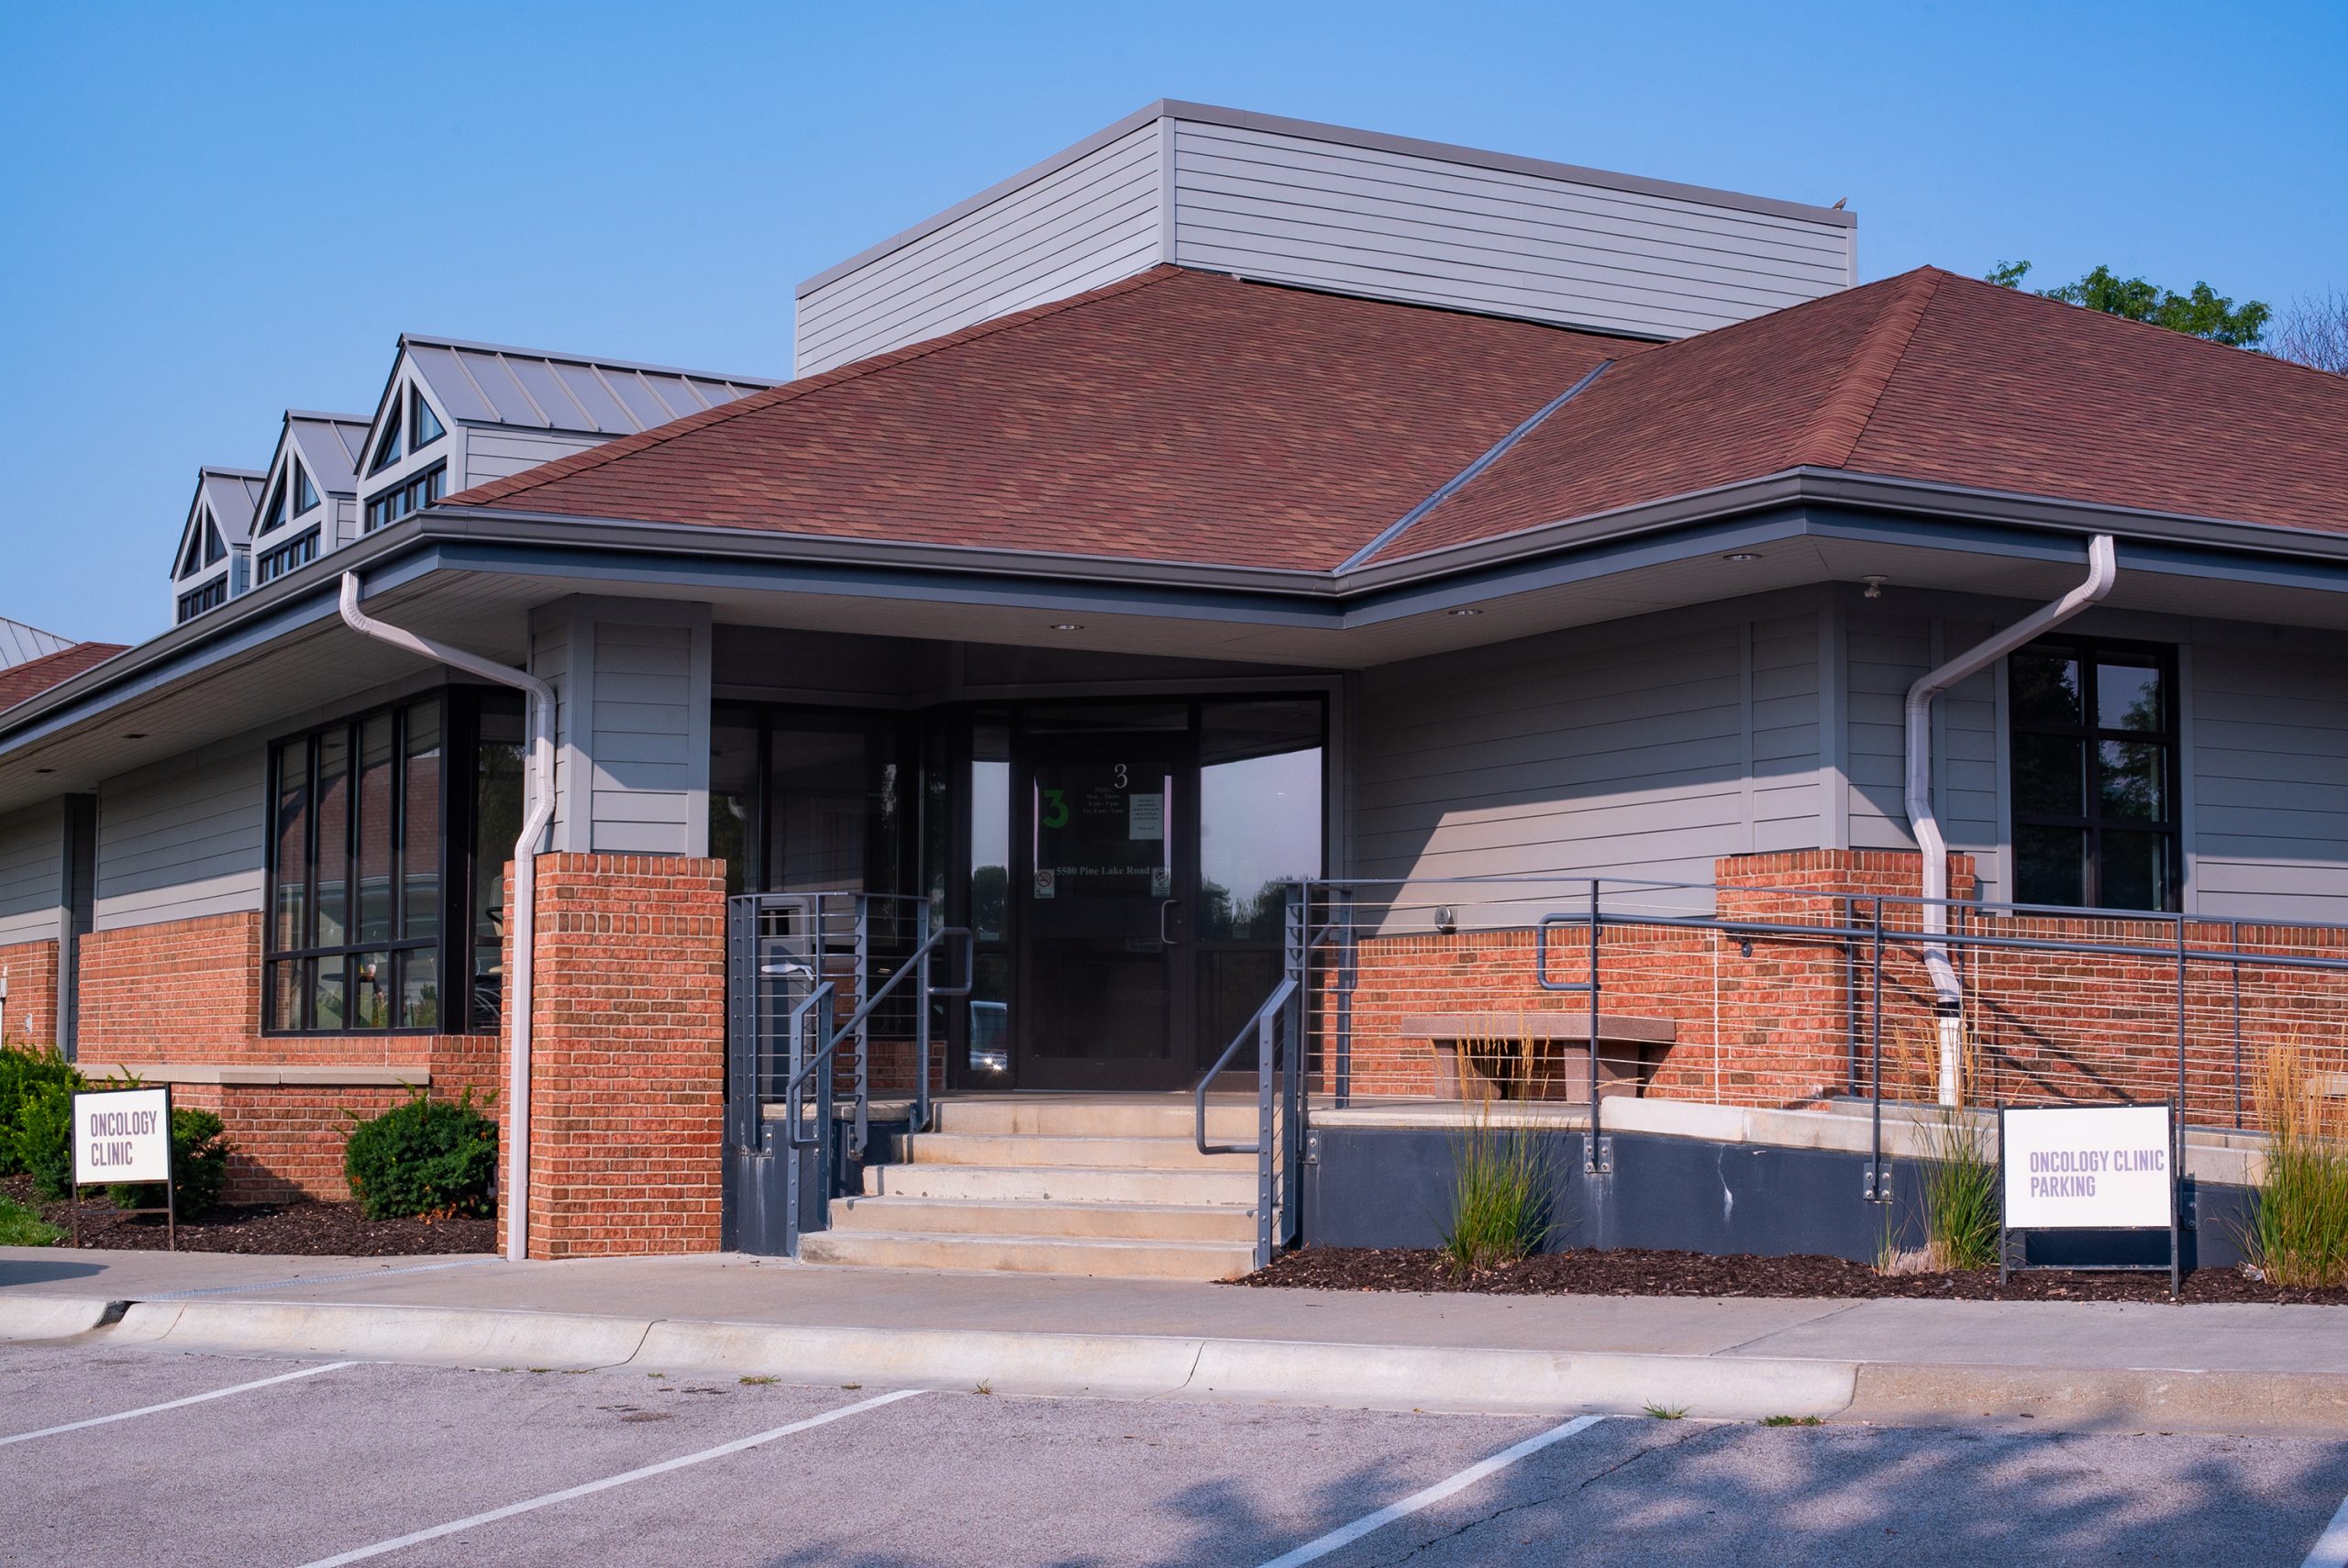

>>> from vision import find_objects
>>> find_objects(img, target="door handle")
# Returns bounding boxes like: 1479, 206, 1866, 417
1158, 899, 1182, 946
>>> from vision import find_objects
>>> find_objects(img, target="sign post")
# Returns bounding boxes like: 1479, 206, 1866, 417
1999, 1101, 2178, 1295
71, 1085, 175, 1251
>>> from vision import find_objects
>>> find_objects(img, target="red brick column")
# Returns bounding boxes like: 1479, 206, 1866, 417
0, 937, 60, 1049
504, 853, 726, 1259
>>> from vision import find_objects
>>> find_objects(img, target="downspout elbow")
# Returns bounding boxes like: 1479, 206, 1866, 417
1903, 535, 2117, 1014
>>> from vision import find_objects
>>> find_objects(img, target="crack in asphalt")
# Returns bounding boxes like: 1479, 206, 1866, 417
1367, 1421, 1716, 1565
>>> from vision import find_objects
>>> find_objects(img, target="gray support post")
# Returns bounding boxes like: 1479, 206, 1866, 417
915, 898, 934, 1134
1584, 881, 1603, 1172
1867, 900, 1888, 1202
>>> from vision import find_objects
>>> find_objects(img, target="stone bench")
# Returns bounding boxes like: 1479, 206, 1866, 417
1403, 1013, 1677, 1103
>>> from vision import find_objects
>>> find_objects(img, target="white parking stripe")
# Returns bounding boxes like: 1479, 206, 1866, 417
294, 1387, 926, 1568
2304, 1490, 2348, 1568
0, 1361, 355, 1447
1255, 1413, 1605, 1568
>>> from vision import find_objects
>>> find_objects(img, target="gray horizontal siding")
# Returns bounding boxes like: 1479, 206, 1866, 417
1351, 603, 1822, 923
796, 123, 1163, 376
2190, 638, 2348, 922
94, 741, 266, 930
0, 801, 62, 946
461, 427, 605, 487
1169, 121, 1851, 340
1844, 610, 2004, 901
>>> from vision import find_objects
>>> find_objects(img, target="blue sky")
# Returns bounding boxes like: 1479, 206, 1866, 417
3, 0, 2341, 646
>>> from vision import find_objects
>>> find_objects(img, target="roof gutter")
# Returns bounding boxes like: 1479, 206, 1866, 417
1905, 534, 2117, 1103
338, 571, 554, 1264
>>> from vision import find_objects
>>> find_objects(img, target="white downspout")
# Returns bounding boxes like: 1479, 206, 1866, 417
340, 572, 556, 1263
1905, 534, 2118, 1104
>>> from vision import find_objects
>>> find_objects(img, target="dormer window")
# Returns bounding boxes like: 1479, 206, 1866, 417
177, 514, 209, 580
369, 408, 404, 473
260, 476, 288, 535
294, 462, 319, 515
205, 518, 226, 566
410, 392, 445, 450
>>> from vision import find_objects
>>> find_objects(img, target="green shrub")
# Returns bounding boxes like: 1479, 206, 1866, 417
1442, 1098, 1550, 1278
344, 1089, 498, 1220
106, 1108, 231, 1220
0, 1192, 61, 1246
2251, 1044, 2348, 1288
9, 1078, 77, 1200
0, 1043, 81, 1178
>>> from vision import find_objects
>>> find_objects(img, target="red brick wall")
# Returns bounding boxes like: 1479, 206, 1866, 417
0, 937, 59, 1049
503, 854, 726, 1259
169, 1083, 418, 1205
1320, 848, 2348, 1127
74, 911, 497, 1202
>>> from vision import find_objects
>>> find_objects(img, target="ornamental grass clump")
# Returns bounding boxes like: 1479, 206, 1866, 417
1441, 1023, 1553, 1278
2249, 1043, 2348, 1289
344, 1088, 498, 1220
1919, 1101, 2001, 1272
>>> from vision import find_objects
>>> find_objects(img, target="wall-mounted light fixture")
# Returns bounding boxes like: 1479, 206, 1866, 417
1434, 904, 1459, 934
1861, 575, 1889, 599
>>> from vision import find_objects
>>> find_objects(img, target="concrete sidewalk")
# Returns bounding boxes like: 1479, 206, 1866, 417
6, 1245, 2346, 1433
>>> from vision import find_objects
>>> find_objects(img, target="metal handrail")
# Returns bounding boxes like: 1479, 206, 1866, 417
1196, 977, 1298, 1156
778, 922, 973, 1154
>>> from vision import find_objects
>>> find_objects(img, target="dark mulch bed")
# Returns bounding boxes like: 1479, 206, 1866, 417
4, 1174, 494, 1256
1237, 1244, 2348, 1305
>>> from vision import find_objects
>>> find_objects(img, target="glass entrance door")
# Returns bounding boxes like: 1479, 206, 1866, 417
1016, 719, 1195, 1089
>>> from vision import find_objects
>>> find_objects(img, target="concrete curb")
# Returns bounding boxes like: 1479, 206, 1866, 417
14, 1295, 2348, 1432
0, 1293, 125, 1342
92, 1297, 1853, 1419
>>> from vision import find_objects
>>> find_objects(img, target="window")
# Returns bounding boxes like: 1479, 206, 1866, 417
259, 476, 287, 536
363, 461, 446, 533
369, 409, 403, 473
255, 528, 319, 585
266, 698, 446, 1032
176, 513, 208, 580
410, 391, 445, 449
294, 462, 318, 515
2010, 638, 2181, 911
204, 519, 226, 567
176, 578, 227, 623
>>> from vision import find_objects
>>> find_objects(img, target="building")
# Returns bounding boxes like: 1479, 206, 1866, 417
6, 102, 2346, 1274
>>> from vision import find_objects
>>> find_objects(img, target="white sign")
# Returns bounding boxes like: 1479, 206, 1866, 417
73, 1088, 172, 1187
2002, 1104, 2172, 1231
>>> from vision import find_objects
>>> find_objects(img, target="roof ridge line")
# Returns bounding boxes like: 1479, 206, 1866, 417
450, 266, 1190, 511
1337, 359, 1615, 571
1791, 268, 1945, 470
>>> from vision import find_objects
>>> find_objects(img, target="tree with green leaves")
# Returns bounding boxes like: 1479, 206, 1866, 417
1986, 259, 2271, 348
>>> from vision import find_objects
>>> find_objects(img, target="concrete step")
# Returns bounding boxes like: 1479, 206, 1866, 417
828, 1194, 1257, 1242
860, 1161, 1262, 1207
796, 1229, 1258, 1282
932, 1096, 1270, 1141
902, 1132, 1260, 1172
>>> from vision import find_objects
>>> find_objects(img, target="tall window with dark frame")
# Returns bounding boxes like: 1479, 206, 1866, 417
267, 697, 447, 1032
2010, 639, 2181, 911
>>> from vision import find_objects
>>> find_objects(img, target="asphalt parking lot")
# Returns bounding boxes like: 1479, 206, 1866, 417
6, 1342, 2348, 1567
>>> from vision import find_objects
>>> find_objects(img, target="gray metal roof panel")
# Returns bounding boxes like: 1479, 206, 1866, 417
285, 414, 370, 495
0, 617, 72, 670
393, 336, 771, 438
194, 467, 266, 545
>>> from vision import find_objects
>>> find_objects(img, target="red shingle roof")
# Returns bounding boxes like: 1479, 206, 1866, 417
449, 263, 2348, 576
0, 642, 127, 713
1379, 268, 2348, 562
448, 267, 1641, 571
